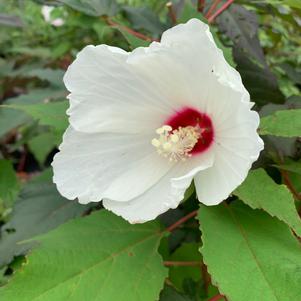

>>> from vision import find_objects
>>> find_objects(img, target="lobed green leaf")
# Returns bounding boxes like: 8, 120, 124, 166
259, 109, 301, 137
0, 179, 87, 268
199, 202, 301, 301
2, 101, 69, 132
0, 210, 167, 301
234, 168, 301, 236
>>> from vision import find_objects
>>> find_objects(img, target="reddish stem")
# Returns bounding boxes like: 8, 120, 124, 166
164, 261, 201, 267
17, 146, 27, 172
202, 263, 211, 295
197, 0, 206, 12
281, 169, 301, 201
166, 2, 177, 25
205, 0, 222, 19
208, 0, 234, 23
166, 210, 198, 232
104, 17, 155, 42
208, 294, 225, 301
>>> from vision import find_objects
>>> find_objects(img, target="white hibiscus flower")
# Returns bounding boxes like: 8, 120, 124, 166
52, 19, 264, 223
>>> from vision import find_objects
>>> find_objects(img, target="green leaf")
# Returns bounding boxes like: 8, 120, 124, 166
0, 160, 19, 207
284, 0, 301, 9
273, 160, 301, 175
168, 243, 202, 291
28, 69, 64, 88
0, 181, 87, 268
259, 109, 301, 137
216, 4, 285, 105
160, 285, 193, 301
60, 0, 119, 16
211, 28, 236, 68
0, 13, 23, 27
123, 6, 166, 35
0, 210, 167, 301
234, 168, 301, 236
3, 101, 69, 132
28, 131, 61, 165
0, 89, 66, 138
182, 182, 195, 204
116, 26, 150, 48
199, 202, 301, 301
177, 1, 205, 24
216, 4, 264, 64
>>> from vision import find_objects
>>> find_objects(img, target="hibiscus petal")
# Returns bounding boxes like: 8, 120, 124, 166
160, 18, 248, 97
103, 150, 214, 223
194, 102, 263, 205
127, 18, 249, 118
64, 45, 173, 134
52, 126, 172, 203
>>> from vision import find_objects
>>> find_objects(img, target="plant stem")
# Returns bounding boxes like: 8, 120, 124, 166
166, 2, 177, 25
166, 210, 198, 232
281, 169, 301, 201
208, 294, 225, 301
164, 261, 201, 267
208, 0, 234, 23
104, 17, 155, 42
205, 0, 222, 19
198, 0, 205, 12
17, 146, 27, 172
202, 263, 211, 295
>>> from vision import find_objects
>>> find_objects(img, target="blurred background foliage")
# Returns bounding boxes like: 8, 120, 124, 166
0, 0, 300, 300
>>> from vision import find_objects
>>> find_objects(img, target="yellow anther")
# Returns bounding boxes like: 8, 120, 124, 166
151, 124, 201, 162
162, 125, 172, 132
151, 138, 161, 148
170, 134, 179, 143
156, 127, 164, 134
163, 142, 172, 150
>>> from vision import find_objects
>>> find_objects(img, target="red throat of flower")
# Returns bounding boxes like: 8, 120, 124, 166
165, 107, 214, 155
152, 107, 214, 162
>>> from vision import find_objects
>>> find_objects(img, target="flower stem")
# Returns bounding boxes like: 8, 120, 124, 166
198, 0, 205, 12
166, 210, 198, 232
207, 0, 234, 23
103, 17, 156, 42
208, 294, 225, 301
166, 2, 177, 25
205, 0, 222, 19
164, 261, 201, 267
281, 169, 301, 201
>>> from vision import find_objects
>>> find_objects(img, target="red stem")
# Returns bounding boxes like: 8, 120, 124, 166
202, 263, 210, 295
205, 0, 222, 19
198, 0, 206, 12
208, 294, 225, 301
166, 2, 177, 25
17, 146, 27, 172
166, 210, 198, 232
281, 170, 301, 201
104, 17, 155, 42
164, 261, 201, 267
208, 0, 234, 23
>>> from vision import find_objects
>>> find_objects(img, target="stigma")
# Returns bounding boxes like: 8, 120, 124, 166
151, 125, 202, 162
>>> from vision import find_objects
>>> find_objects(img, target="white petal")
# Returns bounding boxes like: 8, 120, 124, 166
64, 19, 248, 135
103, 150, 214, 223
52, 126, 172, 204
64, 45, 173, 134
194, 101, 263, 205
128, 18, 249, 113
54, 19, 263, 222
102, 152, 173, 202
161, 18, 249, 97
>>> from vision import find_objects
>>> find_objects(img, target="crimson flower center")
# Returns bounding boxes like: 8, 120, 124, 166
165, 107, 214, 155
151, 107, 214, 162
